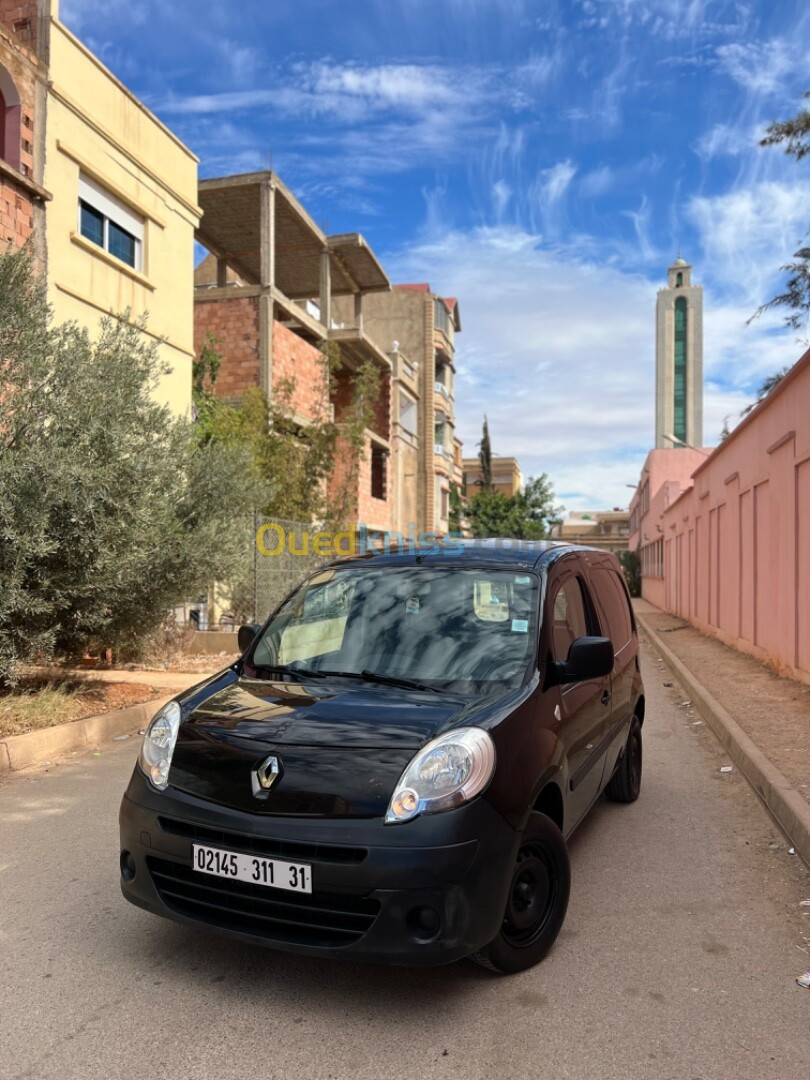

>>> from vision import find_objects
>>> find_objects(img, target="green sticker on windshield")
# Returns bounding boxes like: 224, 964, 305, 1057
511, 619, 529, 633
514, 575, 531, 585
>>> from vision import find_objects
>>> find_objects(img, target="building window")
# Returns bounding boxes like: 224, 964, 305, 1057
434, 416, 447, 455
399, 390, 417, 436
434, 298, 451, 337
371, 444, 387, 500
673, 297, 687, 444
675, 271, 683, 287
77, 173, 144, 271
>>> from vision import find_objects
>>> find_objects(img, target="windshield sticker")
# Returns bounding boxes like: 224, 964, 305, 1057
405, 597, 421, 615
514, 575, 532, 585
511, 619, 529, 633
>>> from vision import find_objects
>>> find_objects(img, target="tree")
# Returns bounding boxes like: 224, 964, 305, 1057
478, 416, 493, 492
753, 92, 810, 330
0, 246, 261, 683
467, 473, 563, 540
448, 482, 463, 535
619, 551, 641, 597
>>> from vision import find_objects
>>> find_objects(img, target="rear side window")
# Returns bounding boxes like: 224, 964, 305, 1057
589, 568, 633, 651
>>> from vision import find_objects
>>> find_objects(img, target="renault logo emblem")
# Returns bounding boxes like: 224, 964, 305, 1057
252, 754, 281, 799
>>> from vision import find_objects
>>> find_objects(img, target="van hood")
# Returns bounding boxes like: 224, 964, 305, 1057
168, 672, 489, 817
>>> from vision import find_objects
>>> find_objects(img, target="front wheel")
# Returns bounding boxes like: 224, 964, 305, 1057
472, 812, 571, 974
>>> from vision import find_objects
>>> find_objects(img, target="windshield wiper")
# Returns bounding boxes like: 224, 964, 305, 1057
252, 664, 440, 693
316, 669, 441, 693
252, 664, 327, 680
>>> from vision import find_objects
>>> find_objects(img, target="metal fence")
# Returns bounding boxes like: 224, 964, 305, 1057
251, 515, 332, 622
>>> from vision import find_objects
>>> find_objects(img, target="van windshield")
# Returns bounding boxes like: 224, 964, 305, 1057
247, 565, 539, 692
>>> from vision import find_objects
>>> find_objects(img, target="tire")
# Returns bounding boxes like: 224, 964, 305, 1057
605, 717, 642, 803
471, 812, 571, 974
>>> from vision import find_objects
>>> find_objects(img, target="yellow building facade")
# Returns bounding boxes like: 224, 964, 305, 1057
43, 5, 200, 415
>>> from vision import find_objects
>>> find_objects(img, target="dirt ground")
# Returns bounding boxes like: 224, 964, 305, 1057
0, 674, 166, 738
639, 606, 810, 808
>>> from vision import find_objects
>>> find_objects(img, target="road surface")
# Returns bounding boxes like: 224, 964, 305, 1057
1, 649, 809, 1080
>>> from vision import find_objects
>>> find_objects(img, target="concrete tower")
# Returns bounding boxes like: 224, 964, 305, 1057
655, 257, 703, 448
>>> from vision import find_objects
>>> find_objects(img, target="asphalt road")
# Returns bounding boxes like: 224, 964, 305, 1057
2, 649, 809, 1080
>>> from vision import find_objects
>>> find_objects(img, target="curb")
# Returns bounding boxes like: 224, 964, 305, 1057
637, 612, 810, 867
0, 695, 172, 775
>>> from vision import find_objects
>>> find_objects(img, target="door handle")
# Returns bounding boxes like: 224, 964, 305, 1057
601, 690, 612, 706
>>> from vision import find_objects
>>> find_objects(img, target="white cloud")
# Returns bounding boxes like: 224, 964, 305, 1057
693, 122, 760, 160
622, 196, 656, 263
535, 160, 576, 234
715, 39, 797, 97
686, 180, 810, 305
306, 62, 465, 111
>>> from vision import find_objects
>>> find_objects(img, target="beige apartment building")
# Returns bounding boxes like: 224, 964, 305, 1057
462, 455, 523, 498
1, 0, 201, 417
336, 284, 462, 535
549, 509, 631, 553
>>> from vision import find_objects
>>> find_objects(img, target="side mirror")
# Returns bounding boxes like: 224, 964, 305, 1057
237, 623, 260, 654
553, 636, 613, 686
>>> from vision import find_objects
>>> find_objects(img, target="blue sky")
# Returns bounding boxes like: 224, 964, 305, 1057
62, 0, 810, 511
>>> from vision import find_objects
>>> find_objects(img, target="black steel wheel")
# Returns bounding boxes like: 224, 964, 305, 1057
606, 717, 642, 803
472, 812, 570, 974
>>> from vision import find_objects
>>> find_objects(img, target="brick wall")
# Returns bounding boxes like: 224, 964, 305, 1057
356, 433, 393, 531
0, 22, 39, 247
329, 364, 393, 530
194, 295, 260, 400
272, 320, 326, 422
0, 2, 38, 50
0, 180, 32, 244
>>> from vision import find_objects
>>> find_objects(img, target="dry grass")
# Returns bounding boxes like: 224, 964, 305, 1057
0, 670, 157, 738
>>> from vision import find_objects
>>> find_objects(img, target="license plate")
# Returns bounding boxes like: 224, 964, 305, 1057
192, 843, 312, 894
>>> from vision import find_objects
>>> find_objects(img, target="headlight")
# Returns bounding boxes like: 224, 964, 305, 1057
385, 727, 495, 824
138, 701, 182, 790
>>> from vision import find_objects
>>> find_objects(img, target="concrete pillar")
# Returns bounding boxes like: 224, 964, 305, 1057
259, 179, 275, 399
259, 180, 275, 287
319, 249, 331, 329
216, 257, 228, 288
259, 294, 273, 399
354, 290, 363, 332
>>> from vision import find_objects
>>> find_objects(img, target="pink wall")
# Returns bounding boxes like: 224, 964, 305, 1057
629, 447, 706, 609
660, 348, 810, 684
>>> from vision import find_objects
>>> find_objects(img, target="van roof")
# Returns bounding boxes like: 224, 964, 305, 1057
332, 538, 612, 573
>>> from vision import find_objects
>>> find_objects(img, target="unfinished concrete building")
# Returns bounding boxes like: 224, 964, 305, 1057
194, 171, 398, 533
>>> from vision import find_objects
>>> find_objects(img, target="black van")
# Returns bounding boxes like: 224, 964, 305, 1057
120, 541, 644, 973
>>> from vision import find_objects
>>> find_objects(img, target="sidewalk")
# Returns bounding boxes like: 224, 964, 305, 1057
634, 598, 810, 862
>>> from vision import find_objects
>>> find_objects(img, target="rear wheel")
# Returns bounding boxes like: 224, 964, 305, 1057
472, 812, 570, 974
606, 717, 642, 803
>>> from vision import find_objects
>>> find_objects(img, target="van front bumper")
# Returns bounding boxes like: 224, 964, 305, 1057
119, 768, 519, 966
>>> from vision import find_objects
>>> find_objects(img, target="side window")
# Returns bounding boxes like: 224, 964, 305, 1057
590, 568, 633, 651
549, 577, 590, 661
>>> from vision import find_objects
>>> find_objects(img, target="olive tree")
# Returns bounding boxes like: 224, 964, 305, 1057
0, 246, 261, 683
